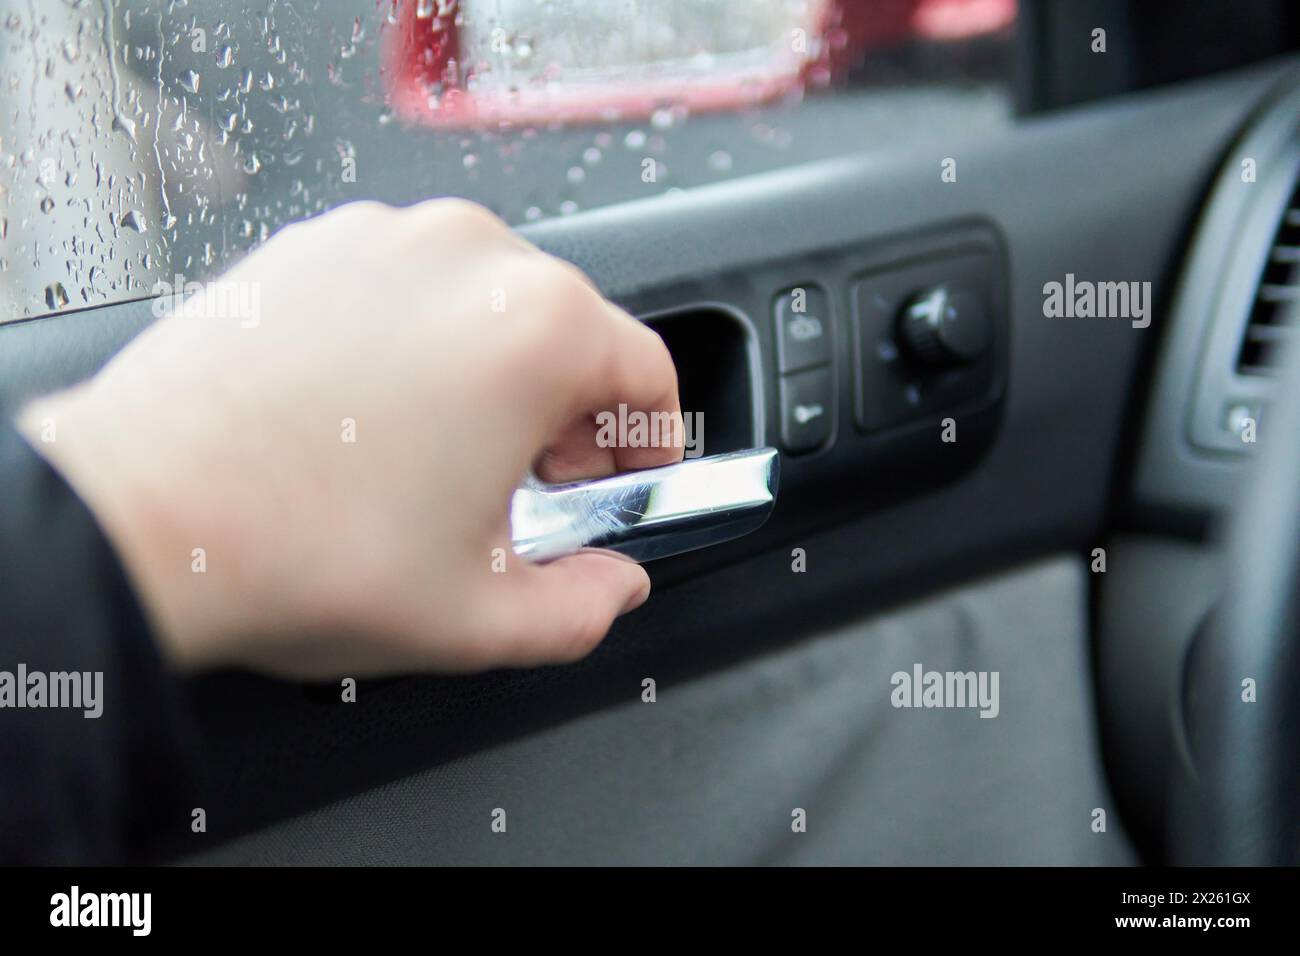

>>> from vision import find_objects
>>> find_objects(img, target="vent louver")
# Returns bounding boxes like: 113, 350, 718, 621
1238, 176, 1300, 375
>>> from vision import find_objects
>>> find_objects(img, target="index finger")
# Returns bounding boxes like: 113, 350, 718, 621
521, 264, 685, 482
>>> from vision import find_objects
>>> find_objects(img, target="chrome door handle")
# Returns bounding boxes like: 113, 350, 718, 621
511, 447, 780, 563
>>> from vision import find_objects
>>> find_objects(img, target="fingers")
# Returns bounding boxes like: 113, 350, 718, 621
388, 199, 684, 484
480, 551, 650, 668
324, 199, 673, 671
530, 298, 685, 483
535, 415, 619, 484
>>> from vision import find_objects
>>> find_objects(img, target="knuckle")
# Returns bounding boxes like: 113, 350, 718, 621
273, 201, 390, 246
511, 263, 606, 352
327, 200, 395, 227
639, 323, 678, 387
421, 198, 507, 237
268, 215, 307, 245
526, 259, 591, 311
340, 198, 393, 216
542, 253, 600, 294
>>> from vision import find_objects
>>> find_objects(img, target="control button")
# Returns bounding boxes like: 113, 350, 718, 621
774, 285, 833, 373
897, 285, 991, 366
852, 253, 998, 434
780, 367, 833, 454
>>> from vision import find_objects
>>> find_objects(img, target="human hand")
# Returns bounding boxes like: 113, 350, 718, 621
18, 200, 682, 678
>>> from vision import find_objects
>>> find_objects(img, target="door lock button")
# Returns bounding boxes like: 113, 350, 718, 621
774, 285, 833, 373
779, 367, 833, 454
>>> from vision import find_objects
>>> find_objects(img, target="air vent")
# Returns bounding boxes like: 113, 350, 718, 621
1237, 177, 1300, 375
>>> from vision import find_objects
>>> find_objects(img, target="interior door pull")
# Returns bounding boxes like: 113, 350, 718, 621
511, 447, 780, 563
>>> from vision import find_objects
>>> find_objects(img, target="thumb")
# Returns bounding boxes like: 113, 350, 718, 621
494, 550, 650, 667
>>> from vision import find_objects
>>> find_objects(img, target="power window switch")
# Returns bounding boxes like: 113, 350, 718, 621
774, 286, 833, 373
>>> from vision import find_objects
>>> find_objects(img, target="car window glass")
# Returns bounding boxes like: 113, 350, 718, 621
0, 0, 1016, 320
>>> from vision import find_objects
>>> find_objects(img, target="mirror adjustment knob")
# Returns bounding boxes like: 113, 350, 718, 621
897, 285, 990, 366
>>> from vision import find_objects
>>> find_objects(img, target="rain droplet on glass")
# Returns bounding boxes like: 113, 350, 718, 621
708, 150, 733, 173
112, 114, 138, 143
45, 283, 69, 310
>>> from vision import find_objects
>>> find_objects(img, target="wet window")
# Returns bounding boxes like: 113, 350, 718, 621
0, 0, 1016, 320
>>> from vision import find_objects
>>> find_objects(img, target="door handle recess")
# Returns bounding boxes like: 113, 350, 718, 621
511, 447, 780, 563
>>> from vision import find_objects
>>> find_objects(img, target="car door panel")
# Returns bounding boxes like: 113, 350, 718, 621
1, 56, 1295, 858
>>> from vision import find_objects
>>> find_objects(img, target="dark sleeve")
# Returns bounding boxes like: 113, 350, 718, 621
0, 423, 197, 864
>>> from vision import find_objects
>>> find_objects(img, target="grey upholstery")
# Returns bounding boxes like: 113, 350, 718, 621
186, 556, 1134, 865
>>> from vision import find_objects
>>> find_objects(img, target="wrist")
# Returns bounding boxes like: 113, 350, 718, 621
16, 386, 220, 672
